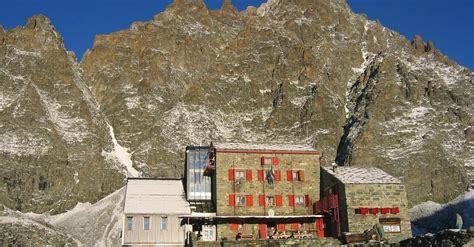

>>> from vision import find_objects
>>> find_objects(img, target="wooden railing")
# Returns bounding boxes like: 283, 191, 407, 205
313, 194, 338, 213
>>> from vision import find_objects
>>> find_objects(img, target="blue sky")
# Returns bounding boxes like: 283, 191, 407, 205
1, 0, 473, 69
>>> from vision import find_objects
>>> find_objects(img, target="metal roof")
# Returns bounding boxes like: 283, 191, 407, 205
323, 166, 402, 184
212, 142, 317, 152
124, 179, 191, 215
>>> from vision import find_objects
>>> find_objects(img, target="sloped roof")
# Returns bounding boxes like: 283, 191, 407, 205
124, 179, 190, 215
212, 142, 317, 152
323, 166, 402, 184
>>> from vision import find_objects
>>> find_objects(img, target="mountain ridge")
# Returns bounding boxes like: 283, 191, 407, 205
0, 0, 472, 216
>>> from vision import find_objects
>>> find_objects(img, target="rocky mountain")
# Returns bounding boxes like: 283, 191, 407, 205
0, 16, 135, 214
1, 0, 472, 218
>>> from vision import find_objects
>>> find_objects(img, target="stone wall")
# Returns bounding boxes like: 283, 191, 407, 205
215, 151, 320, 240
195, 238, 340, 247
343, 183, 411, 241
320, 168, 411, 242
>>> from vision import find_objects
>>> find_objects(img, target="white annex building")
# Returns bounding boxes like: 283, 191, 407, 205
122, 178, 191, 246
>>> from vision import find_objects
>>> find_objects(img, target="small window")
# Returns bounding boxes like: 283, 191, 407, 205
236, 195, 246, 206
202, 225, 216, 241
292, 171, 300, 181
144, 216, 150, 230
161, 216, 168, 230
295, 196, 305, 206
235, 170, 245, 182
266, 196, 275, 206
264, 157, 272, 165
265, 170, 275, 185
127, 216, 133, 230
292, 170, 304, 181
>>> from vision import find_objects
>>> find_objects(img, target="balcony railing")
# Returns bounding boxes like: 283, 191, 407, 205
313, 194, 338, 214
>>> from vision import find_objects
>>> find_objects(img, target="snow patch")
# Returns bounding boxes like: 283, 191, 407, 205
10, 47, 41, 58
102, 123, 140, 177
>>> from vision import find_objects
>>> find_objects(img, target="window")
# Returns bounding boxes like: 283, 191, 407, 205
202, 225, 216, 241
266, 196, 275, 206
144, 216, 150, 230
261, 157, 279, 166
161, 216, 168, 230
264, 157, 272, 165
236, 195, 246, 206
288, 170, 305, 181
127, 216, 133, 230
235, 170, 245, 183
292, 171, 300, 180
295, 196, 305, 206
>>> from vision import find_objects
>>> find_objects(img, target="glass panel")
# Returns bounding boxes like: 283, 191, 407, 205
127, 216, 133, 230
266, 196, 275, 206
295, 196, 305, 206
187, 148, 212, 200
236, 196, 246, 206
161, 217, 168, 230
144, 216, 150, 230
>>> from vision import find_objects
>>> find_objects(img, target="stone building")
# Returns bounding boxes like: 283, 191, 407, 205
183, 142, 324, 241
316, 166, 412, 241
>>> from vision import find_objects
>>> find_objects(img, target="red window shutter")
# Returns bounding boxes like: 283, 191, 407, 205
299, 170, 305, 181
390, 207, 400, 214
370, 208, 379, 215
305, 194, 310, 207
360, 207, 369, 215
229, 194, 235, 206
274, 170, 281, 181
257, 169, 264, 181
381, 208, 390, 214
288, 195, 295, 206
259, 224, 267, 239
291, 223, 299, 230
272, 157, 279, 166
228, 169, 235, 181
277, 224, 285, 232
259, 195, 265, 206
287, 170, 293, 181
230, 223, 239, 231
246, 195, 253, 207
246, 169, 253, 181
260, 156, 265, 166
275, 195, 283, 207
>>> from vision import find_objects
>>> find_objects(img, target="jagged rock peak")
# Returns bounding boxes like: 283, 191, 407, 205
256, 0, 346, 16
169, 0, 207, 9
411, 35, 437, 55
26, 15, 54, 30
221, 0, 237, 14
426, 40, 436, 52
0, 25, 5, 43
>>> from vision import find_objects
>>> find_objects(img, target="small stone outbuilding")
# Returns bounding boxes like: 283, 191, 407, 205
316, 166, 411, 242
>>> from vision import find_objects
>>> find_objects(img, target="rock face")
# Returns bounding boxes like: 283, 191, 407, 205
0, 16, 126, 214
0, 0, 472, 215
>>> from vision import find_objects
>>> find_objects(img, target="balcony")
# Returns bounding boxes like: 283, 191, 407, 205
313, 194, 338, 214
203, 159, 215, 176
